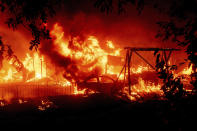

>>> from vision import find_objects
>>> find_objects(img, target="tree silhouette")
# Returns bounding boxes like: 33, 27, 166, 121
154, 1, 197, 91
0, 36, 5, 69
0, 37, 24, 71
0, 0, 61, 50
154, 50, 186, 99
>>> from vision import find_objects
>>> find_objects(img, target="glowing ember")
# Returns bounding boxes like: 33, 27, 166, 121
0, 101, 6, 107
38, 99, 55, 111
18, 99, 27, 104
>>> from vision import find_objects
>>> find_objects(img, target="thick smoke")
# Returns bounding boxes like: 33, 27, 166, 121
0, 0, 188, 82
39, 0, 188, 81
40, 31, 106, 82
40, 39, 79, 81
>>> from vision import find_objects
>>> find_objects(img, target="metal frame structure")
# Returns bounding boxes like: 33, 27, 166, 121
116, 47, 180, 95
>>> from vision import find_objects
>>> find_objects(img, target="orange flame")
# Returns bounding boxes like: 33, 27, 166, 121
0, 22, 192, 101
182, 64, 193, 75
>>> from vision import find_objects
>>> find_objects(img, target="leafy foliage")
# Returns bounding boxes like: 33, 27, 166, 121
0, 0, 61, 50
0, 37, 24, 71
155, 51, 186, 99
156, 19, 197, 90
152, 0, 197, 90
0, 36, 5, 69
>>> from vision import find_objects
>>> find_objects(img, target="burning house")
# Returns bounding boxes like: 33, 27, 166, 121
0, 22, 193, 102
0, 2, 197, 129
0, 1, 197, 127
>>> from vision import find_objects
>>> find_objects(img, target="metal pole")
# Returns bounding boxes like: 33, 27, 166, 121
128, 50, 132, 95
124, 53, 128, 84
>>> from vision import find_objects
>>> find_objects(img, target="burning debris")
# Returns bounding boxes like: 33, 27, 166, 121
37, 98, 57, 111
18, 99, 28, 104
0, 22, 194, 104
0, 0, 197, 128
0, 99, 6, 107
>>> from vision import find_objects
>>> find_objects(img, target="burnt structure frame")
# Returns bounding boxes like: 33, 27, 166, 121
116, 47, 180, 95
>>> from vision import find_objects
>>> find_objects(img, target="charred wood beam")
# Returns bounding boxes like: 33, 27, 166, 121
124, 47, 180, 51
124, 53, 127, 84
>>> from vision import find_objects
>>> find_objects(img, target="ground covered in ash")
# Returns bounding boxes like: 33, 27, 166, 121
0, 94, 197, 130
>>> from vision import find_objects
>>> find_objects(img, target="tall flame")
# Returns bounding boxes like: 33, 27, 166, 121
23, 52, 47, 81
0, 22, 193, 102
